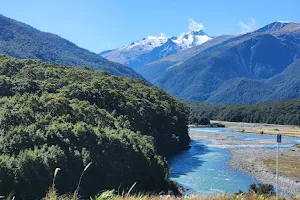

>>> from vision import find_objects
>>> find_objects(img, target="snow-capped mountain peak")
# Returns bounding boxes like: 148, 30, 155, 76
172, 30, 212, 49
122, 36, 167, 52
99, 29, 212, 69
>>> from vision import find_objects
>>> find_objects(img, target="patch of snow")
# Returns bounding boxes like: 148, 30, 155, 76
101, 29, 212, 64
173, 33, 212, 49
121, 37, 167, 52
276, 20, 292, 23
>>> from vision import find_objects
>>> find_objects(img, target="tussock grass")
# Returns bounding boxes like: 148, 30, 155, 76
44, 163, 92, 200
3, 164, 295, 200
264, 156, 300, 179
41, 165, 293, 200
45, 193, 290, 200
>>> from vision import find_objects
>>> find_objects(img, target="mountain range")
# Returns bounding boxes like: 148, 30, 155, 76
1, 13, 300, 105
103, 21, 300, 104
100, 30, 212, 70
0, 14, 142, 79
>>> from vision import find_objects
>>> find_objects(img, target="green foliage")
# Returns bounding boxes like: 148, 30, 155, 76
91, 190, 117, 200
142, 23, 300, 104
0, 55, 190, 199
248, 184, 274, 196
0, 14, 141, 79
185, 99, 300, 125
185, 100, 221, 125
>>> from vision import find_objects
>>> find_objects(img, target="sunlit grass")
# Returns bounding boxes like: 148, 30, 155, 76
264, 156, 300, 179
4, 165, 296, 200
44, 193, 290, 200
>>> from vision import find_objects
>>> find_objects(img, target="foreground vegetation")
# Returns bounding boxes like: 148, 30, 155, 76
2, 171, 287, 200
43, 193, 289, 200
0, 55, 190, 199
4, 192, 291, 200
37, 182, 296, 200
185, 99, 300, 125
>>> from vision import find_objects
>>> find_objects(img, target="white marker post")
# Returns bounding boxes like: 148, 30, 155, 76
276, 134, 282, 200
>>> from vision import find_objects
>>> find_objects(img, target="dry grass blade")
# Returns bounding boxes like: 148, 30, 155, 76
52, 168, 61, 188
54, 168, 61, 179
73, 162, 93, 200
45, 167, 61, 200
126, 182, 137, 197
3, 192, 15, 200
83, 162, 92, 172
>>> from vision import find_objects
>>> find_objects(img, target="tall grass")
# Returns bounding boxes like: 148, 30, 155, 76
44, 162, 92, 200
1, 192, 15, 200
44, 168, 61, 200
42, 165, 294, 200
89, 193, 288, 200
73, 162, 92, 200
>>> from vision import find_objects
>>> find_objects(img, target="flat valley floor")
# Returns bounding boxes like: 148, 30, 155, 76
189, 122, 300, 195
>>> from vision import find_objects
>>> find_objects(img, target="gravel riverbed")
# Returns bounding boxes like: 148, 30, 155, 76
228, 147, 300, 195
189, 130, 300, 196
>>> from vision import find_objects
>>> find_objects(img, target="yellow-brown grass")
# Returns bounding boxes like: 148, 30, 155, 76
237, 129, 300, 138
43, 162, 296, 200
264, 156, 300, 179
45, 194, 292, 200
211, 120, 300, 138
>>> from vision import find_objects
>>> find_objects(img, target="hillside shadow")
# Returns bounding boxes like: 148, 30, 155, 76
168, 140, 211, 178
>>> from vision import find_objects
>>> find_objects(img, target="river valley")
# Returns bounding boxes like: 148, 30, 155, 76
169, 125, 300, 196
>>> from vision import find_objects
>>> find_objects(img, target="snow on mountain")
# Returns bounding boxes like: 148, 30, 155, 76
100, 35, 168, 66
172, 30, 212, 49
123, 34, 168, 51
100, 30, 212, 69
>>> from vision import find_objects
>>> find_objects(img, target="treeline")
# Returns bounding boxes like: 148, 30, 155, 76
185, 99, 300, 125
186, 101, 221, 125
0, 55, 190, 199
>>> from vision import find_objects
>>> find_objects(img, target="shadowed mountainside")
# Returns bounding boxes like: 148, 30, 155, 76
0, 14, 142, 79
140, 22, 300, 104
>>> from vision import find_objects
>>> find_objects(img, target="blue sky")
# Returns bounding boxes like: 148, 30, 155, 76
1, 0, 299, 53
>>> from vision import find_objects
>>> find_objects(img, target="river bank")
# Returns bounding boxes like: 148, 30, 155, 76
189, 128, 300, 196
211, 120, 300, 138
228, 147, 300, 195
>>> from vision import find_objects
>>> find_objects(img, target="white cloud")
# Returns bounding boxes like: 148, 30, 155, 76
147, 33, 168, 40
239, 17, 256, 33
189, 18, 204, 31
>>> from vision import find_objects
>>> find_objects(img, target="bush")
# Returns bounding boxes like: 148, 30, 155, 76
0, 55, 190, 199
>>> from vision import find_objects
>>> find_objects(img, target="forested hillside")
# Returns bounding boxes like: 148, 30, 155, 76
185, 99, 300, 125
141, 22, 300, 104
0, 14, 142, 79
0, 55, 190, 199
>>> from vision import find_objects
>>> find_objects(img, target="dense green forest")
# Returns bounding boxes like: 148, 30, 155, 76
185, 99, 300, 125
0, 14, 142, 79
0, 55, 190, 199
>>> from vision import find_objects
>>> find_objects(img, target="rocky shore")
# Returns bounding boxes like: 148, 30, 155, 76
189, 129, 300, 196
228, 147, 300, 195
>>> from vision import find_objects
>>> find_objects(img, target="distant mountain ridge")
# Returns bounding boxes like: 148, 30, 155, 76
100, 29, 212, 70
0, 14, 142, 79
138, 21, 300, 104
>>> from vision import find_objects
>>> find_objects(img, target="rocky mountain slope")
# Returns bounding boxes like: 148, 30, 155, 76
100, 30, 212, 70
140, 21, 300, 104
